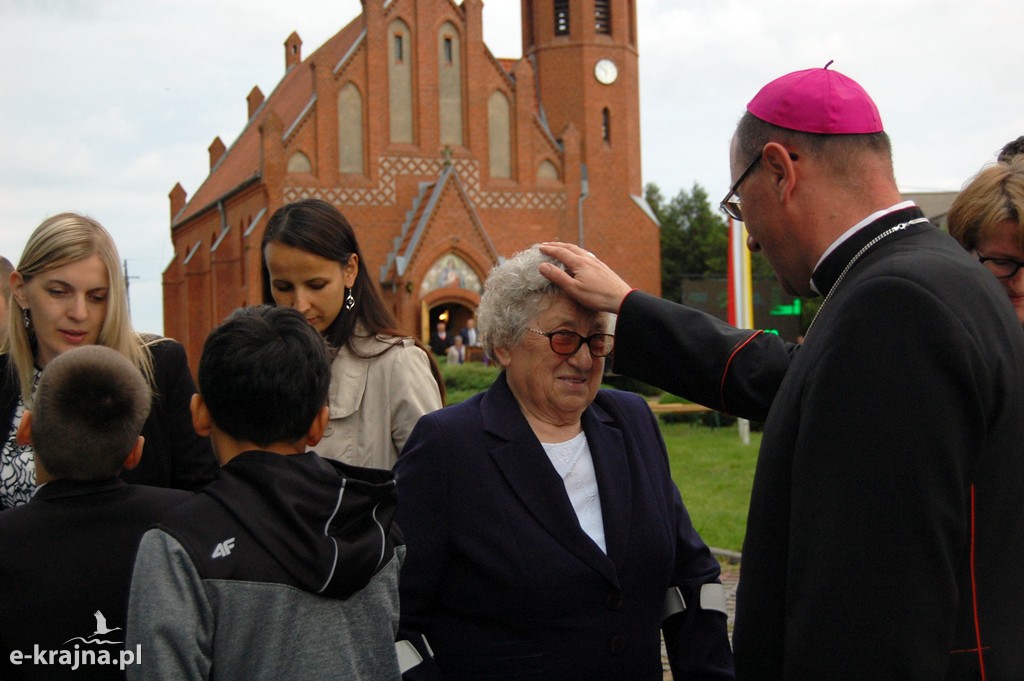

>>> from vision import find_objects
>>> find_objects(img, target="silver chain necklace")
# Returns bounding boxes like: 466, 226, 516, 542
805, 217, 929, 337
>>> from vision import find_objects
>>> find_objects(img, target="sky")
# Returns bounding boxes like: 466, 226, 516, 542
2, 0, 1022, 335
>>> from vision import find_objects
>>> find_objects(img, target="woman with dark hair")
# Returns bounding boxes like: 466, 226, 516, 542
261, 198, 443, 469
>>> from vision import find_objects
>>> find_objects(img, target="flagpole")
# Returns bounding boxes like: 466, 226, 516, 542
728, 216, 752, 445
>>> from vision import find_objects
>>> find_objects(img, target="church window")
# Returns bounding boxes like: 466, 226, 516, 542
438, 23, 463, 146
537, 160, 559, 181
488, 91, 511, 179
388, 20, 414, 144
287, 151, 312, 173
338, 83, 365, 172
421, 254, 483, 296
554, 0, 569, 36
595, 0, 611, 34
602, 107, 611, 142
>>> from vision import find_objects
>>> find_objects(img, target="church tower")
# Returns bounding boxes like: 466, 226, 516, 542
164, 0, 662, 370
522, 0, 654, 286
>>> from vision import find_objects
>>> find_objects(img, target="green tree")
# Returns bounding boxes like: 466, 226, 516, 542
648, 181, 780, 303
647, 181, 813, 334
646, 182, 728, 302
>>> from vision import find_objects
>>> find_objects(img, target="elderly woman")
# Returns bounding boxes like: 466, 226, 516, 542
948, 157, 1024, 326
394, 246, 733, 680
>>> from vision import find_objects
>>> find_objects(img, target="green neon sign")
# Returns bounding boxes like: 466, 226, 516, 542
770, 299, 801, 316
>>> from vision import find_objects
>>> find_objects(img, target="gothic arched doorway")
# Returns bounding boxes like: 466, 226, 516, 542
419, 252, 483, 356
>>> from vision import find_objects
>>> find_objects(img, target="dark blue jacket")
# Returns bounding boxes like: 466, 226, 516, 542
395, 373, 733, 680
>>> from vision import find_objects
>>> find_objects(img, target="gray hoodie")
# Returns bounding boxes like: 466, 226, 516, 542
126, 451, 403, 680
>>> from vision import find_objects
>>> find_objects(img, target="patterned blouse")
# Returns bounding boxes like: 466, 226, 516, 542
0, 369, 41, 509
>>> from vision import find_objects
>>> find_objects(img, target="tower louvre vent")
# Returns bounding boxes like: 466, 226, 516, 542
554, 0, 569, 36
595, 0, 611, 34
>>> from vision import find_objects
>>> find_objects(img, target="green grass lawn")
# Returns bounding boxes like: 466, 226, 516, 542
660, 421, 759, 553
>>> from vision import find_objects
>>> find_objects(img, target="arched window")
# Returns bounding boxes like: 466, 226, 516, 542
537, 160, 559, 181
421, 253, 483, 295
338, 83, 364, 173
388, 19, 413, 144
438, 22, 463, 146
602, 107, 611, 143
488, 91, 511, 179
287, 151, 312, 173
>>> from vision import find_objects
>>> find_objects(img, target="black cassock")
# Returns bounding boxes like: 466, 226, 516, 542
614, 206, 1024, 681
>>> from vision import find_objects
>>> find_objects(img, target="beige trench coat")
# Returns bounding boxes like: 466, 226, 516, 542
313, 333, 442, 469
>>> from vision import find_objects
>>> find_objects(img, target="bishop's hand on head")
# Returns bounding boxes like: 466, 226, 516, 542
537, 242, 634, 314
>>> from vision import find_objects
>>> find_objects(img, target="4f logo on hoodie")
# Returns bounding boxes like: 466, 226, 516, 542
211, 538, 236, 559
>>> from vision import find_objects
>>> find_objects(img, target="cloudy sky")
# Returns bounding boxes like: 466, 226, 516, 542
2, 0, 1022, 335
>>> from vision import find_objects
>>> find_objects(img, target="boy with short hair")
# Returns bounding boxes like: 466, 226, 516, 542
0, 345, 190, 680
126, 305, 404, 680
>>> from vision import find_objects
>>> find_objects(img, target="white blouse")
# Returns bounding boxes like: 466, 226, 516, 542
541, 431, 606, 553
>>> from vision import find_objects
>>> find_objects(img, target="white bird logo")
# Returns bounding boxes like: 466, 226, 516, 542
92, 610, 122, 637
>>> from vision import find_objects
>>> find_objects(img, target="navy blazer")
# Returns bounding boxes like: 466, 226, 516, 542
395, 372, 733, 680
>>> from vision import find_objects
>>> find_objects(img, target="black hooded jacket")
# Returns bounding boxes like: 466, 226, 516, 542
125, 451, 404, 680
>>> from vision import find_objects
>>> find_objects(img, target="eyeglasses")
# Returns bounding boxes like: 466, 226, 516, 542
977, 253, 1024, 280
719, 154, 762, 222
718, 150, 798, 222
527, 328, 615, 357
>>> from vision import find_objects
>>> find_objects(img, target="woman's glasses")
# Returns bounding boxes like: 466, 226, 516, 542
527, 328, 615, 357
977, 253, 1024, 280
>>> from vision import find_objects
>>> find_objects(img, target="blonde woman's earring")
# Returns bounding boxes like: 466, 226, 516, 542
22, 308, 30, 329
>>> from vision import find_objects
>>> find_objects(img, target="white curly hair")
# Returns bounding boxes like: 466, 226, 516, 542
477, 245, 611, 359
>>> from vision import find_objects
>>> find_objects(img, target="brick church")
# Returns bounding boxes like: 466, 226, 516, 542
163, 0, 660, 370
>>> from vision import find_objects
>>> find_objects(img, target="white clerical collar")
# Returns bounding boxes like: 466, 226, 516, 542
809, 201, 916, 295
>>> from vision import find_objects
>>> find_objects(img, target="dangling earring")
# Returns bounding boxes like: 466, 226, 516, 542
21, 308, 30, 329
344, 289, 356, 311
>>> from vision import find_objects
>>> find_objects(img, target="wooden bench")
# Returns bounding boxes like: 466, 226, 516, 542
646, 401, 712, 414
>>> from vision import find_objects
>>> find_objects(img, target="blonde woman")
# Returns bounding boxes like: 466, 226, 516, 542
948, 157, 1024, 326
0, 213, 217, 508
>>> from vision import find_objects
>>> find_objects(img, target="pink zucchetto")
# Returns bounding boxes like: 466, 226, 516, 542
747, 61, 884, 135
